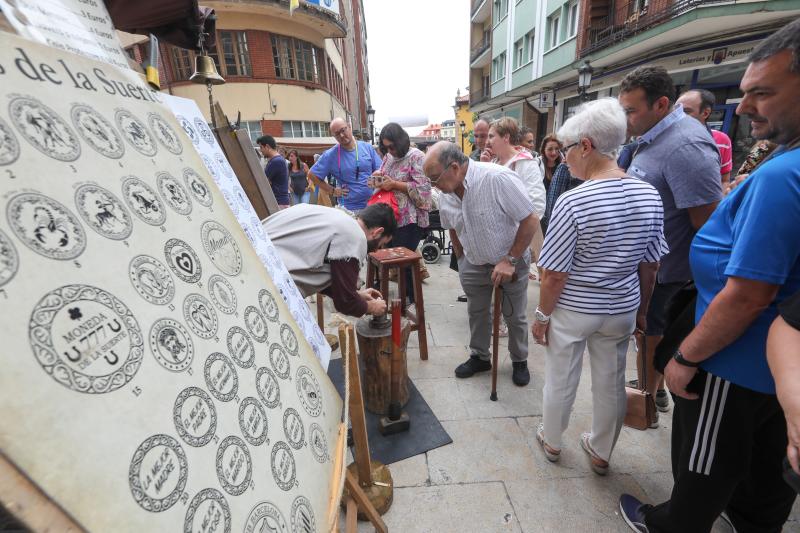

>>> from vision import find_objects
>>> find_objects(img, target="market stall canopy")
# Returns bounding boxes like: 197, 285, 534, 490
104, 0, 216, 50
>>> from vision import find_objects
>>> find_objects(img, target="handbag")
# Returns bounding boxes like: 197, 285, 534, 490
624, 330, 657, 431
366, 189, 400, 222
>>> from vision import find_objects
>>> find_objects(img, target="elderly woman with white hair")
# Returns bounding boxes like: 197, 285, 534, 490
532, 98, 668, 474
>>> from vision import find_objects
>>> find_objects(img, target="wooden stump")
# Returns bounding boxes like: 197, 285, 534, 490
355, 316, 410, 415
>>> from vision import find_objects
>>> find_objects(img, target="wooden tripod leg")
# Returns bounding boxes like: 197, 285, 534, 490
345, 496, 358, 533
316, 294, 324, 330
490, 285, 502, 401
340, 324, 373, 487
345, 469, 388, 533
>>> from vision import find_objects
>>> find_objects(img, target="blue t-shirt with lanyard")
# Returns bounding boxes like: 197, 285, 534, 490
310, 140, 381, 211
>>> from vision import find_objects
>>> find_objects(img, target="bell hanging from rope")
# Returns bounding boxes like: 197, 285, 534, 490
190, 54, 225, 85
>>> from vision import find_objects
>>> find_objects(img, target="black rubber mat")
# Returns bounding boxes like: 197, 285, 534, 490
327, 358, 453, 465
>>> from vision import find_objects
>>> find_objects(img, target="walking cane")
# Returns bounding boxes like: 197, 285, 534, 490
490, 284, 502, 401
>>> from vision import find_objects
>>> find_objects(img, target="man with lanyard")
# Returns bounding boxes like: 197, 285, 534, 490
617, 66, 722, 419
619, 19, 800, 532
308, 118, 382, 213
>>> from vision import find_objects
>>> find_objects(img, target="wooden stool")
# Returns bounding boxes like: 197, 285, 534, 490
365, 247, 429, 360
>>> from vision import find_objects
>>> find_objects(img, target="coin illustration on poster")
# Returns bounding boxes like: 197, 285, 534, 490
208, 274, 237, 315
238, 397, 269, 447
74, 183, 133, 241
148, 113, 183, 156
270, 441, 296, 492
201, 220, 242, 276
129, 434, 189, 513
149, 318, 194, 372
7, 192, 87, 260
163, 238, 202, 284
70, 104, 125, 159
9, 96, 80, 161
227, 326, 255, 368
215, 435, 253, 496
29, 284, 144, 394
129, 255, 175, 305
0, 229, 19, 287
176, 115, 199, 146
0, 117, 20, 165
204, 352, 239, 402
173, 386, 217, 447
157, 172, 192, 216
256, 366, 281, 409
121, 176, 167, 226
290, 495, 316, 533
296, 365, 322, 417
183, 488, 231, 533
244, 501, 288, 533
183, 167, 213, 208
269, 343, 290, 380
116, 109, 157, 157
182, 293, 218, 339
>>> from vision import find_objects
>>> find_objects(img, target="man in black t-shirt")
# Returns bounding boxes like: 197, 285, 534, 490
768, 290, 800, 476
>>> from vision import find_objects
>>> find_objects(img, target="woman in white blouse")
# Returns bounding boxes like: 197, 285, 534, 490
532, 98, 668, 475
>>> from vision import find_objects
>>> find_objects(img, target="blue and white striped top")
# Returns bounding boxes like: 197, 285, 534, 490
538, 177, 669, 314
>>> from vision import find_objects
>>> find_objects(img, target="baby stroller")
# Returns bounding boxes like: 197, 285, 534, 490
420, 210, 450, 264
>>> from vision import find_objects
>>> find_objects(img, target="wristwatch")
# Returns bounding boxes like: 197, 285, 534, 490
505, 254, 519, 266
534, 307, 550, 323
672, 349, 700, 368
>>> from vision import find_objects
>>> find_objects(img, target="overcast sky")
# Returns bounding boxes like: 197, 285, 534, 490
362, 0, 470, 131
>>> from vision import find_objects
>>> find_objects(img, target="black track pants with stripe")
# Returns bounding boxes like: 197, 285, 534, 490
644, 370, 796, 533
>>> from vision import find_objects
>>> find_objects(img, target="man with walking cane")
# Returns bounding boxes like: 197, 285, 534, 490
423, 141, 539, 387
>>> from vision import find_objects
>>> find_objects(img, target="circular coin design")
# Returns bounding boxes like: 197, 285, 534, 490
157, 171, 192, 215
148, 113, 182, 155
9, 96, 80, 161
115, 109, 156, 156
270, 343, 290, 380
208, 274, 236, 315
163, 238, 202, 284
183, 167, 213, 208
173, 386, 217, 447
308, 423, 328, 463
227, 326, 254, 368
177, 115, 199, 146
29, 285, 144, 394
290, 496, 316, 533
256, 367, 281, 409
0, 116, 21, 165
128, 434, 188, 513
70, 104, 124, 159
215, 435, 252, 496
234, 185, 250, 210
204, 352, 238, 402
183, 488, 231, 533
282, 408, 305, 450
296, 365, 322, 417
222, 189, 238, 215
121, 176, 166, 226
200, 153, 219, 183
195, 117, 214, 145
270, 441, 296, 492
244, 306, 268, 343
244, 501, 288, 533
258, 289, 280, 322
214, 152, 233, 178
129, 255, 174, 305
201, 220, 241, 276
238, 397, 268, 447
74, 183, 133, 240
183, 293, 218, 339
280, 324, 299, 356
149, 318, 194, 372
7, 192, 86, 260
0, 229, 19, 287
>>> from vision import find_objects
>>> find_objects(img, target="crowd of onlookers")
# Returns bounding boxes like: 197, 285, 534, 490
259, 17, 800, 532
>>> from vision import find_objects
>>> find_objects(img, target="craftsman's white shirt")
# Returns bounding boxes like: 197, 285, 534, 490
439, 160, 534, 265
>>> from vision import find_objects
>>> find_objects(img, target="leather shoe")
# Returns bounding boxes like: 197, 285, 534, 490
455, 356, 491, 378
512, 361, 530, 386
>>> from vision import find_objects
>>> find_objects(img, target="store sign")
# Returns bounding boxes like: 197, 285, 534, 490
305, 0, 340, 15
537, 91, 554, 109
669, 40, 758, 70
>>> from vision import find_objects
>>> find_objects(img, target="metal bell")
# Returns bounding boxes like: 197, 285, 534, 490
190, 55, 225, 85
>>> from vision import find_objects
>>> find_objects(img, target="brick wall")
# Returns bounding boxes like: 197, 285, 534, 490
261, 120, 282, 136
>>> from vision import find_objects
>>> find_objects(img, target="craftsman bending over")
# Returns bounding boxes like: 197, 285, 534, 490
263, 203, 396, 317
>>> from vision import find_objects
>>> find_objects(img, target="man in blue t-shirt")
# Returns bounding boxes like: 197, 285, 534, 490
308, 118, 382, 212
620, 19, 800, 533
257, 135, 290, 209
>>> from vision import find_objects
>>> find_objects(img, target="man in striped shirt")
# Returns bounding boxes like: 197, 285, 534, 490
424, 141, 539, 386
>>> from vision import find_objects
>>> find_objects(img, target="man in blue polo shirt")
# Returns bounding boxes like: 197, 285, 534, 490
620, 18, 800, 532
308, 118, 382, 212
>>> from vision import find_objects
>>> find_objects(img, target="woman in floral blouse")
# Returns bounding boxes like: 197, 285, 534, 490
372, 122, 432, 302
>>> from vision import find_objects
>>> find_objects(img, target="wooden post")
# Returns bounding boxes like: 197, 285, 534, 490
339, 324, 372, 487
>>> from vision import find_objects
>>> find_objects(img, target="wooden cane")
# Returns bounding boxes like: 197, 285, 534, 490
490, 284, 502, 401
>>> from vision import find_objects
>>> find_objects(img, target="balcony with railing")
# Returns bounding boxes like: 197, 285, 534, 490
580, 0, 731, 57
470, 33, 492, 66
471, 0, 491, 23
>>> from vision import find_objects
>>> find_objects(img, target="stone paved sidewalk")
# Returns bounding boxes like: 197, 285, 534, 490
321, 259, 799, 533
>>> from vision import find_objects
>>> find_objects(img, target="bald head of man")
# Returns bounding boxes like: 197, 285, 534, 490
473, 119, 490, 151
423, 141, 469, 194
330, 117, 355, 149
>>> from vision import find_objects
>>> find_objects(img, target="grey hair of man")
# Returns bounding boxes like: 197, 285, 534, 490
750, 17, 800, 71
436, 141, 469, 169
557, 97, 627, 159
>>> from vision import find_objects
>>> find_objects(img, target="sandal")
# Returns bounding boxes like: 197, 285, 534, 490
580, 433, 609, 475
536, 423, 561, 462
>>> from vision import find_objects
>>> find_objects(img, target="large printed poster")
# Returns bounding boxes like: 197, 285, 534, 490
0, 32, 341, 532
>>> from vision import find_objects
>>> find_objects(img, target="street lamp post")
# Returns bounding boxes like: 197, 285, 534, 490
459, 120, 466, 153
577, 60, 594, 102
366, 105, 376, 144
